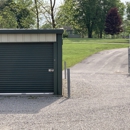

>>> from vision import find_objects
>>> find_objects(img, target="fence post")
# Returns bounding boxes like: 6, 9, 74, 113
129, 34, 130, 45
67, 69, 70, 98
128, 47, 129, 74
64, 61, 66, 79
128, 34, 130, 74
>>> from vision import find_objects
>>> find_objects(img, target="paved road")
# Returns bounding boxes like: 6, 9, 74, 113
70, 48, 129, 98
71, 48, 128, 75
1, 48, 130, 130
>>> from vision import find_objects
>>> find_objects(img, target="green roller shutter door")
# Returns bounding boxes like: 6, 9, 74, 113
0, 43, 54, 93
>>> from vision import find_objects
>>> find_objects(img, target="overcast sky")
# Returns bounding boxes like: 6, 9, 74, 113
56, 0, 63, 6
121, 0, 129, 3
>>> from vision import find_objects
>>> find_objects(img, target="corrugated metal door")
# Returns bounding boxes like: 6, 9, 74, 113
0, 43, 54, 93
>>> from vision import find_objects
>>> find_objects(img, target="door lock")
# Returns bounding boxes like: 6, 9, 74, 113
48, 69, 54, 72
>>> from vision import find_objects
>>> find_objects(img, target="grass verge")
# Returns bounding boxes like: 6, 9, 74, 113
63, 38, 129, 68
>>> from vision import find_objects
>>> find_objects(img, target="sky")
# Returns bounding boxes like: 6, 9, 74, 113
56, 0, 63, 6
121, 0, 129, 3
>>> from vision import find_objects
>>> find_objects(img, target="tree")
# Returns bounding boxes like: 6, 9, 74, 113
126, 2, 130, 35
41, 23, 52, 29
104, 7, 123, 36
126, 2, 130, 20
95, 0, 125, 38
0, 0, 13, 10
56, 0, 86, 36
34, 0, 40, 29
0, 0, 17, 28
39, 0, 56, 28
0, 0, 35, 28
57, 0, 96, 38
9, 0, 35, 28
50, 0, 56, 28
122, 19, 130, 37
56, 0, 75, 27
74, 0, 101, 38
0, 6, 17, 28
57, 0, 124, 38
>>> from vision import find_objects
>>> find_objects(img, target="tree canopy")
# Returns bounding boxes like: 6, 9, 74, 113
0, 0, 127, 38
0, 0, 35, 28
104, 7, 123, 36
126, 2, 130, 20
57, 0, 125, 38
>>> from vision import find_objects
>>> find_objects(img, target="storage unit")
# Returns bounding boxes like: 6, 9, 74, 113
0, 29, 63, 95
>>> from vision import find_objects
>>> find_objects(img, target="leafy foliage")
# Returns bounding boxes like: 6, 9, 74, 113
9, 0, 35, 28
122, 20, 130, 36
41, 23, 52, 29
126, 2, 130, 20
38, 0, 57, 28
0, 6, 17, 28
104, 7, 123, 35
0, 0, 126, 32
0, 0, 35, 28
57, 0, 125, 38
95, 0, 125, 38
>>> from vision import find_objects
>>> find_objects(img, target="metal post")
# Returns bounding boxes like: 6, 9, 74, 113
129, 34, 130, 47
128, 47, 130, 74
67, 69, 70, 98
64, 61, 66, 79
128, 35, 130, 74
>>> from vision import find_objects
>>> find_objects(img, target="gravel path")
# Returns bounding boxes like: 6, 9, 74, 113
1, 48, 130, 130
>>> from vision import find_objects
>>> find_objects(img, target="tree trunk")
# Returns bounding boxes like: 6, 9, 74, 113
112, 35, 115, 39
97, 33, 99, 38
99, 30, 102, 38
50, 0, 56, 28
34, 0, 39, 29
88, 30, 93, 38
51, 8, 55, 28
87, 24, 93, 38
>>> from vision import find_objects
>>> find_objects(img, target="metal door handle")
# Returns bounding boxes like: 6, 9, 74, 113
48, 69, 54, 72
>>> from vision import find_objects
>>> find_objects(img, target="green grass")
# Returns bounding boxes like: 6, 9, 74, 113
63, 38, 129, 68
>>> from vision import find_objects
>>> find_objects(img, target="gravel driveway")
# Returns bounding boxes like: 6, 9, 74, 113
0, 48, 130, 130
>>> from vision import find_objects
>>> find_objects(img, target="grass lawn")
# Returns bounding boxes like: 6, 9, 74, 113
63, 38, 129, 68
